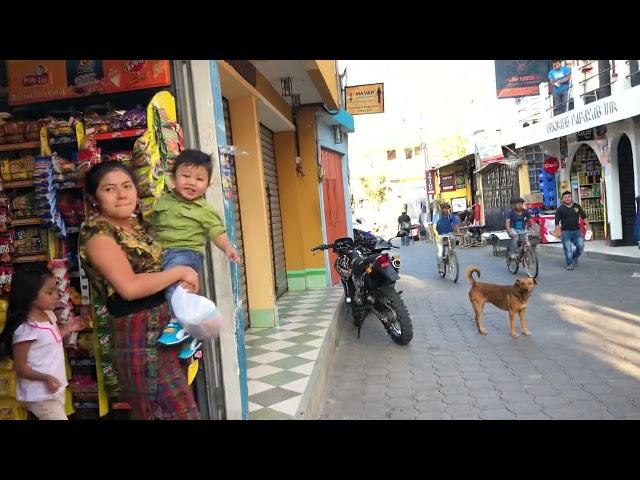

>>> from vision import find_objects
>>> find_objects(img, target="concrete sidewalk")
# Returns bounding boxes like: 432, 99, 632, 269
537, 240, 640, 264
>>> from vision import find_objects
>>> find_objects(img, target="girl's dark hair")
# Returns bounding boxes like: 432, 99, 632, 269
0, 265, 54, 359
84, 161, 137, 200
173, 150, 213, 181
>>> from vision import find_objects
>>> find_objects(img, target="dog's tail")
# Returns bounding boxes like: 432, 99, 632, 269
466, 266, 480, 286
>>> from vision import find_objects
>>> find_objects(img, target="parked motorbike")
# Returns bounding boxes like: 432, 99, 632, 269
311, 232, 413, 345
354, 227, 400, 272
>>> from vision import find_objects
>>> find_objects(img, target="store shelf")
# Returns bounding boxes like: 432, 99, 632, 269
0, 141, 41, 152
589, 220, 605, 223
580, 196, 600, 199
11, 217, 42, 227
95, 128, 146, 141
111, 402, 132, 410
1, 179, 34, 189
49, 136, 77, 146
14, 254, 48, 263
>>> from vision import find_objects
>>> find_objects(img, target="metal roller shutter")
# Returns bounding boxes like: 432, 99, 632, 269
222, 98, 251, 328
260, 124, 288, 298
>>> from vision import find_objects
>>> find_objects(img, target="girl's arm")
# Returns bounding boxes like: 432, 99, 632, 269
85, 234, 199, 300
13, 341, 60, 392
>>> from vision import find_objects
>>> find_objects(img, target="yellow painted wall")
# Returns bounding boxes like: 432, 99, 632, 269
255, 71, 293, 123
304, 61, 340, 110
518, 164, 531, 197
274, 131, 304, 272
436, 164, 471, 208
228, 96, 276, 312
296, 107, 325, 269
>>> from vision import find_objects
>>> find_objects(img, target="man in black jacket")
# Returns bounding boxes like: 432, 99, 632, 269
555, 191, 590, 270
398, 211, 412, 246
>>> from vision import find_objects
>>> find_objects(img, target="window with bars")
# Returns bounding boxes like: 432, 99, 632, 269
524, 145, 545, 192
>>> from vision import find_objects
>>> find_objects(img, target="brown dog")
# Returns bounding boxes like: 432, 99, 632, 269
465, 266, 537, 338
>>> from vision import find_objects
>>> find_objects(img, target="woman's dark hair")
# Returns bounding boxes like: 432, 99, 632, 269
173, 150, 213, 181
84, 161, 137, 202
0, 265, 54, 359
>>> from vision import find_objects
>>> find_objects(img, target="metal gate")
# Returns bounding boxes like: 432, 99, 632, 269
222, 98, 251, 327
618, 135, 636, 245
260, 124, 288, 298
481, 163, 520, 231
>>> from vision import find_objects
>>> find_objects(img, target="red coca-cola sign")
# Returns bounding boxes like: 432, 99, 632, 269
543, 156, 560, 174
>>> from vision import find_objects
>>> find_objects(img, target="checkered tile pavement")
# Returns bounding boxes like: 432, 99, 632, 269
247, 287, 343, 420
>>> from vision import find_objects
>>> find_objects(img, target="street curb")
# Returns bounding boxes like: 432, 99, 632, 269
296, 295, 347, 420
536, 243, 640, 264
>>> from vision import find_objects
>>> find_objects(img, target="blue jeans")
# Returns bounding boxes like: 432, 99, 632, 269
163, 249, 204, 313
509, 230, 526, 256
561, 230, 584, 266
553, 91, 567, 116
402, 234, 410, 246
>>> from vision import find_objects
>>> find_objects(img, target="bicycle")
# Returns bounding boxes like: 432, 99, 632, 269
438, 233, 459, 283
506, 230, 539, 278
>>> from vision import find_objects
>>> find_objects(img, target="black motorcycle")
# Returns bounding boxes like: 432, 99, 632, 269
354, 227, 401, 272
311, 232, 413, 345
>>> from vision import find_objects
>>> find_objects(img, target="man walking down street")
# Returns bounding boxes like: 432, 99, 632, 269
398, 210, 412, 246
555, 191, 590, 270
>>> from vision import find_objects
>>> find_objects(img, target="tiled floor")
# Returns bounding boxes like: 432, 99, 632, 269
247, 287, 343, 420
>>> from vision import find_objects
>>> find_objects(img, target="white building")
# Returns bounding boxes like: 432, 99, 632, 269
514, 60, 640, 246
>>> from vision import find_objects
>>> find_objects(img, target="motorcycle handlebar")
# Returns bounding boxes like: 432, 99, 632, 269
311, 244, 331, 252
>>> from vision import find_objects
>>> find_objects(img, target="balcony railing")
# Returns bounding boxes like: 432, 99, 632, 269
519, 60, 638, 128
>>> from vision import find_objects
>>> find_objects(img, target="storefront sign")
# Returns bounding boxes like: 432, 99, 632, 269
103, 60, 171, 93
473, 129, 505, 165
440, 174, 455, 191
494, 60, 550, 99
517, 85, 640, 147
345, 83, 384, 115
451, 197, 467, 213
543, 156, 560, 174
576, 129, 594, 141
8, 60, 73, 105
426, 170, 435, 194
7, 60, 171, 106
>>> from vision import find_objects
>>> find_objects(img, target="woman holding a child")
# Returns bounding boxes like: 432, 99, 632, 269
79, 152, 217, 420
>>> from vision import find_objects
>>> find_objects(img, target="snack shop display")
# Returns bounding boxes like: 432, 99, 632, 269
0, 82, 183, 420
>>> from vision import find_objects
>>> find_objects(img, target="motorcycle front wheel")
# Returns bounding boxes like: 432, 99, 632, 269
377, 285, 413, 345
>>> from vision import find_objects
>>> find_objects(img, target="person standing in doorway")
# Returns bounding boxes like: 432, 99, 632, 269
555, 191, 590, 270
398, 210, 412, 246
549, 60, 572, 116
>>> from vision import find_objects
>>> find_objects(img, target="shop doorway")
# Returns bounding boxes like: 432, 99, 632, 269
571, 144, 606, 240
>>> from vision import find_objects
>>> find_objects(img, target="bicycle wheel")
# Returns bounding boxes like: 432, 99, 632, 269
524, 246, 539, 278
506, 251, 519, 274
448, 250, 459, 283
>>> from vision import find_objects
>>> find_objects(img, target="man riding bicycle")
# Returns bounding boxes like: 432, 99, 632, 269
435, 202, 460, 274
505, 197, 533, 260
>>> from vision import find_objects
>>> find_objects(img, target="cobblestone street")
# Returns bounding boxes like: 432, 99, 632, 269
320, 241, 640, 419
